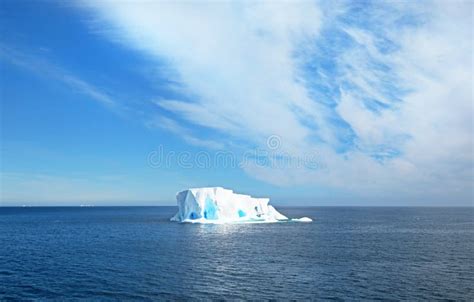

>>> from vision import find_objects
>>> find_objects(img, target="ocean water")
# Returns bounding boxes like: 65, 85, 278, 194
1, 206, 473, 300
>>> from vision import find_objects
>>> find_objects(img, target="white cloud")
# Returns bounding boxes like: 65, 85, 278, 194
80, 0, 324, 154
80, 1, 473, 204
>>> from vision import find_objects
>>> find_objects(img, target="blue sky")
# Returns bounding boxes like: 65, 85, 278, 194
0, 0, 472, 206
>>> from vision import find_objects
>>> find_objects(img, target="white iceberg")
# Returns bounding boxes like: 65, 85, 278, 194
291, 217, 313, 222
170, 187, 310, 224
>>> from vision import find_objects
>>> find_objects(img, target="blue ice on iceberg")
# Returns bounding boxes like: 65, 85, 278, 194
203, 197, 218, 220
170, 187, 312, 224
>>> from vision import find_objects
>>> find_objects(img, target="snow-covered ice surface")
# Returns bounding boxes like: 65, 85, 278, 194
170, 187, 311, 224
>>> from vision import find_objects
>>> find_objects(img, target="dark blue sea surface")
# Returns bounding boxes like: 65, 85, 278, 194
1, 206, 473, 300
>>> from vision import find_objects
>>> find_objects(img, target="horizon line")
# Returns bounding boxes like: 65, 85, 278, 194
1, 205, 473, 208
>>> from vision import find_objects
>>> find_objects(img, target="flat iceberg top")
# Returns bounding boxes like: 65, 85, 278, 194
170, 187, 310, 224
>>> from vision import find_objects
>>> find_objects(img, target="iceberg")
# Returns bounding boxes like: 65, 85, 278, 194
170, 187, 310, 224
291, 217, 313, 222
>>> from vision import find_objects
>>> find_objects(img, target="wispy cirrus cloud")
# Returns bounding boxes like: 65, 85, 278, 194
78, 0, 472, 203
0, 44, 226, 150
146, 115, 225, 150
0, 45, 123, 112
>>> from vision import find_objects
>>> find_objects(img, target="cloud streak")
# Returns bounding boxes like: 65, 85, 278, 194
0, 45, 124, 113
